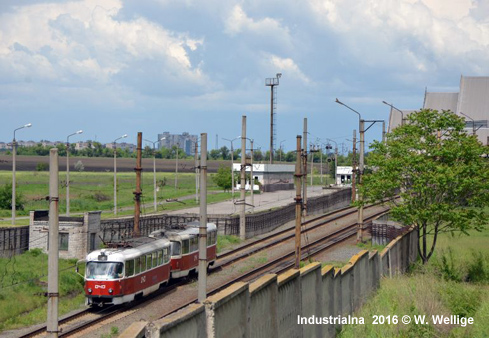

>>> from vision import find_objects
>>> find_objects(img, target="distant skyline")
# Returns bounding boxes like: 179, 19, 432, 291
2, 0, 488, 152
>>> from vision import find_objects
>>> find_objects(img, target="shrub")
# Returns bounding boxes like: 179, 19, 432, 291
36, 162, 48, 171
92, 192, 110, 202
0, 183, 25, 210
467, 251, 489, 284
437, 247, 462, 282
74, 160, 84, 172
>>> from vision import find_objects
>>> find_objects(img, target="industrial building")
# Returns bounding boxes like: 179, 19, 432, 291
388, 75, 489, 146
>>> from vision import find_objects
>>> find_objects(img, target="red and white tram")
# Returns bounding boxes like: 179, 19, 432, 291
84, 237, 171, 306
83, 222, 218, 306
165, 222, 217, 278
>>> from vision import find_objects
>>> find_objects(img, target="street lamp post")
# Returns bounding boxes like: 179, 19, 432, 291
460, 112, 477, 136
223, 136, 240, 200
279, 140, 286, 162
335, 98, 364, 242
12, 123, 32, 225
113, 134, 127, 215
175, 143, 179, 191
144, 137, 165, 212
66, 130, 83, 216
382, 100, 404, 126
326, 138, 338, 186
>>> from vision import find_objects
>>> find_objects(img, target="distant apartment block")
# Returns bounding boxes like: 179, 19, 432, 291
157, 132, 198, 156
105, 142, 136, 152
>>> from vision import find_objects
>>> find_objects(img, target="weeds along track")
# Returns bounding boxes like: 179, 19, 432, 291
19, 202, 390, 337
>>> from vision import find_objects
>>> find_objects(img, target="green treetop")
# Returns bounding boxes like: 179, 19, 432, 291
360, 109, 489, 263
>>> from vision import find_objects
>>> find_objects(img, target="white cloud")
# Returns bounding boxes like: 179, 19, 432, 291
267, 55, 311, 84
224, 5, 293, 47
307, 0, 489, 75
0, 0, 207, 91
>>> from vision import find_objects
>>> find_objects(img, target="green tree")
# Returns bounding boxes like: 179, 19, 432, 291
212, 165, 234, 191
0, 183, 25, 210
360, 109, 489, 264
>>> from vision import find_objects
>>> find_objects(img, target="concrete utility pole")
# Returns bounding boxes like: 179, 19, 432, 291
144, 137, 165, 212
113, 134, 127, 216
250, 139, 254, 213
66, 130, 83, 216
294, 135, 302, 269
12, 123, 32, 225
382, 121, 386, 143
195, 141, 199, 203
302, 118, 308, 217
326, 139, 338, 186
175, 143, 179, 190
240, 116, 247, 240
134, 132, 142, 237
352, 130, 356, 203
310, 144, 313, 186
358, 120, 365, 243
47, 148, 59, 338
198, 133, 208, 303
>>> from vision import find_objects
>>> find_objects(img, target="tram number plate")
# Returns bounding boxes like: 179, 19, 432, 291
141, 276, 146, 284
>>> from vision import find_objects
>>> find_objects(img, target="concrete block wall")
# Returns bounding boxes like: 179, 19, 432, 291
249, 274, 278, 338
126, 227, 419, 338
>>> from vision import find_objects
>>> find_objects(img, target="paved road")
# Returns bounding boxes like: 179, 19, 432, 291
167, 186, 338, 215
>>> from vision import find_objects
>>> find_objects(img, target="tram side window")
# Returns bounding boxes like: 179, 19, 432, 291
157, 250, 163, 266
126, 260, 134, 277
191, 236, 198, 252
141, 255, 147, 272
171, 241, 181, 256
146, 254, 152, 270
152, 252, 158, 267
135, 257, 141, 274
182, 239, 190, 254
213, 231, 217, 244
163, 247, 169, 263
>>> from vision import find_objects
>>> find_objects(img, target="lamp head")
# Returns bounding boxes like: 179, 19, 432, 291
122, 134, 128, 138
25, 123, 32, 128
77, 130, 83, 134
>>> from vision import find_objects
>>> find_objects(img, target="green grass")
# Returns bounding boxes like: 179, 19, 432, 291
217, 235, 242, 253
0, 171, 225, 225
356, 240, 387, 252
339, 228, 489, 338
0, 249, 85, 332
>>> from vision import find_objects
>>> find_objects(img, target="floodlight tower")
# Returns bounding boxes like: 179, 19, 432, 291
265, 73, 282, 164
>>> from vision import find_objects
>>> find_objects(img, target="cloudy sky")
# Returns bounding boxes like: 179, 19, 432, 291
1, 0, 488, 152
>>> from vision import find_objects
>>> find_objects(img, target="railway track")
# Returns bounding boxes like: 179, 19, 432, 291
159, 207, 388, 320
18, 203, 389, 337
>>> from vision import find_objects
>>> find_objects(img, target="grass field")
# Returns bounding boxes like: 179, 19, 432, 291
0, 170, 227, 225
0, 249, 84, 332
339, 228, 489, 338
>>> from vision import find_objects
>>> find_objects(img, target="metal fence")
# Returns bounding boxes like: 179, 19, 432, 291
0, 226, 29, 257
100, 188, 352, 241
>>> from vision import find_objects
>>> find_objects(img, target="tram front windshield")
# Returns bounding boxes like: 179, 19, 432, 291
86, 262, 124, 280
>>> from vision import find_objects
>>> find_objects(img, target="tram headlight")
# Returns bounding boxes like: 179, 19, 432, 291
108, 288, 113, 294
88, 288, 92, 293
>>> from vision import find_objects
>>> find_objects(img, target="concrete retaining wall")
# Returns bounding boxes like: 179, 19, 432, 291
128, 226, 419, 338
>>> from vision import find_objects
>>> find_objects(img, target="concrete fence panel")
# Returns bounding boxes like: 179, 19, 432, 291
321, 266, 336, 338
147, 304, 206, 338
277, 269, 301, 338
205, 282, 250, 338
249, 274, 278, 338
300, 262, 322, 338
340, 264, 354, 316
